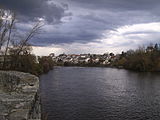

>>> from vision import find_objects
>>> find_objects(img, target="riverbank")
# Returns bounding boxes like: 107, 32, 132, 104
54, 64, 160, 73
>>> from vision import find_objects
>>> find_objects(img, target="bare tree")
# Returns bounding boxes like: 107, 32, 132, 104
16, 21, 43, 56
0, 8, 44, 70
0, 9, 16, 69
0, 9, 9, 50
9, 20, 44, 70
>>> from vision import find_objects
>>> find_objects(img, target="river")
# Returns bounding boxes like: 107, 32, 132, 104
40, 67, 160, 120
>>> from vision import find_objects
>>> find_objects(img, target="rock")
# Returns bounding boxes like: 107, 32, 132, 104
0, 71, 41, 120
9, 109, 29, 120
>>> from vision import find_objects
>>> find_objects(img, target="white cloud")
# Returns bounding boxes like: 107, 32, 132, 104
101, 22, 160, 47
116, 22, 160, 34
32, 46, 63, 56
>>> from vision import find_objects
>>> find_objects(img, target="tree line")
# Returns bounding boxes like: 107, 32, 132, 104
113, 44, 160, 72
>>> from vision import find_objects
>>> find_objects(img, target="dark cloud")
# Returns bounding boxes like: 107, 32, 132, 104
0, 0, 70, 23
31, 9, 160, 45
1, 0, 160, 51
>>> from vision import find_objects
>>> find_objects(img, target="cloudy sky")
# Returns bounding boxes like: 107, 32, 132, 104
1, 0, 160, 55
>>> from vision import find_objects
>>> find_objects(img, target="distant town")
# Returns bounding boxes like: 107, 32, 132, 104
50, 52, 117, 66
49, 43, 160, 70
0, 43, 160, 75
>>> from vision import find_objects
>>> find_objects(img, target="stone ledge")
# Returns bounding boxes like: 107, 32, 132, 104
0, 71, 41, 120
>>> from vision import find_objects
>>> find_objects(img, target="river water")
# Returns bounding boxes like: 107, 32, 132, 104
40, 67, 160, 120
